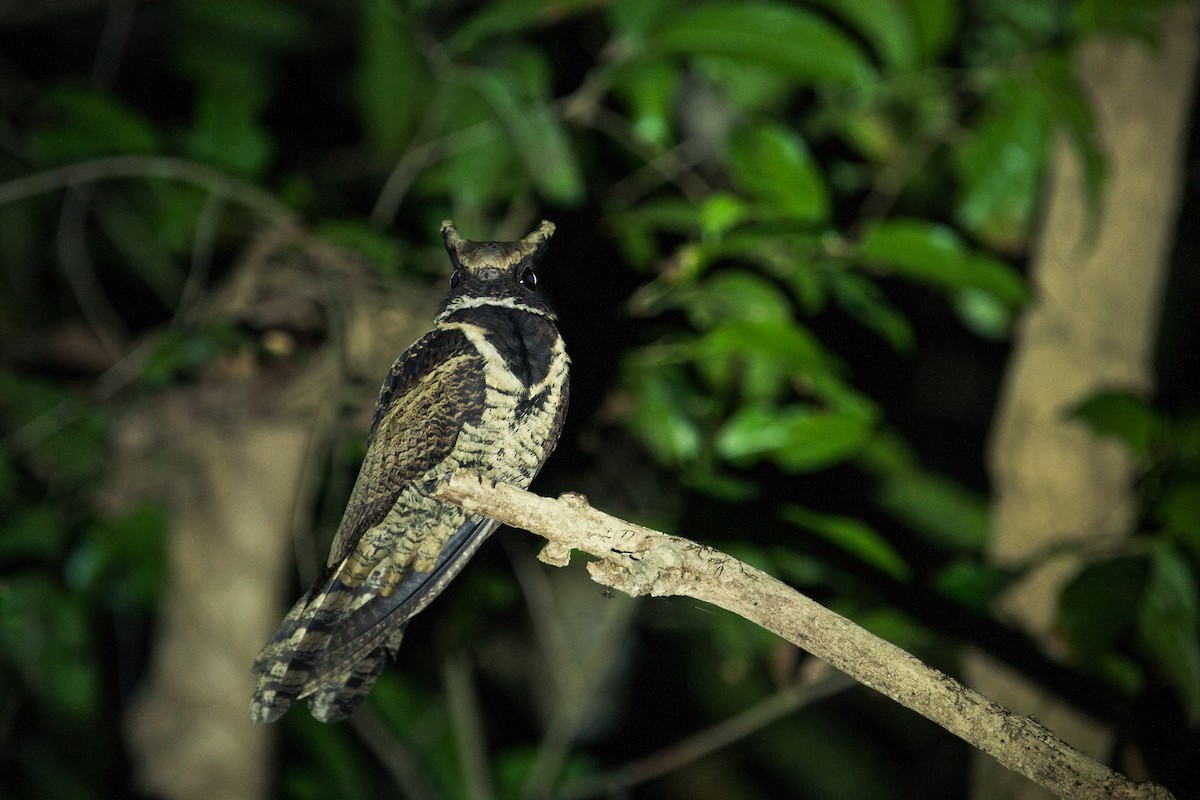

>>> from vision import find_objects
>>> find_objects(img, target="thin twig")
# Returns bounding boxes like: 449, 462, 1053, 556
349, 707, 439, 800
178, 191, 225, 315
91, 0, 136, 87
0, 155, 297, 223
370, 120, 499, 228
433, 474, 1177, 800
91, 190, 182, 306
510, 543, 639, 800
607, 138, 709, 207
506, 539, 580, 702
443, 653, 496, 800
558, 664, 856, 799
582, 106, 712, 205
56, 186, 126, 358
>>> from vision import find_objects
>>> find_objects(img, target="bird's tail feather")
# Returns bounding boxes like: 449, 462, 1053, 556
249, 515, 500, 725
307, 626, 406, 722
249, 568, 368, 724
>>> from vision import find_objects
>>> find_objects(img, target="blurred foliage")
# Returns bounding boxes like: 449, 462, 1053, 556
0, 0, 1195, 798
1060, 392, 1200, 722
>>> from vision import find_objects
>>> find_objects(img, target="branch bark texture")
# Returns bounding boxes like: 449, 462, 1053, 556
434, 474, 1175, 800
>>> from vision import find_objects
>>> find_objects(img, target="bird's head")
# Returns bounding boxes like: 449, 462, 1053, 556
436, 220, 557, 319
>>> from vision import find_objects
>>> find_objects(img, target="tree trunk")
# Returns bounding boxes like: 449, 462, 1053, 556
967, 8, 1199, 799
115, 228, 439, 800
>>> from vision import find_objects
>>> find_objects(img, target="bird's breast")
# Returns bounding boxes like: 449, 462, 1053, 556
438, 314, 568, 488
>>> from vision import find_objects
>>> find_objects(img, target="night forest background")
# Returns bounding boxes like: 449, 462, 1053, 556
1, 1, 1199, 799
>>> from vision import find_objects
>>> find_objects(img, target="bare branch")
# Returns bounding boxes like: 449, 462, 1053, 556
349, 709, 439, 800
433, 474, 1176, 800
0, 155, 298, 223
559, 662, 855, 799
443, 654, 496, 800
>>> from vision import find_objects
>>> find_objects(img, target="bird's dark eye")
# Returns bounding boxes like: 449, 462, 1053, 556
519, 267, 537, 289
449, 270, 461, 288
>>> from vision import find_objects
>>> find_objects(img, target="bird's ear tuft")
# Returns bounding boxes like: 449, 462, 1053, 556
441, 220, 465, 269
520, 220, 555, 265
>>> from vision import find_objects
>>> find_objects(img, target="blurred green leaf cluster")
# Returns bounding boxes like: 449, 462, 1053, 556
1060, 393, 1200, 721
0, 372, 167, 796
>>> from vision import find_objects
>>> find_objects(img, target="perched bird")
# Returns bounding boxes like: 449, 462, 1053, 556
250, 220, 569, 724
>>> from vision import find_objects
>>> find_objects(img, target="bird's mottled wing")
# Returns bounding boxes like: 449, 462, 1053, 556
332, 327, 484, 563
250, 327, 488, 724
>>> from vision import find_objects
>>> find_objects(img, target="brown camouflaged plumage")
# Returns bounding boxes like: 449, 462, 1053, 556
250, 221, 569, 724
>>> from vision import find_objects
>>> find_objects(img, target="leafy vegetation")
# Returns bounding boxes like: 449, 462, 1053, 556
0, 0, 1195, 798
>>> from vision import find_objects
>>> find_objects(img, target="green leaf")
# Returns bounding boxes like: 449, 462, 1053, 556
1137, 545, 1200, 723
90, 190, 186, 301
698, 192, 750, 237
495, 747, 596, 800
1058, 556, 1151, 662
806, 0, 920, 69
612, 59, 679, 148
646, 2, 877, 89
138, 325, 248, 389
716, 402, 875, 472
447, 0, 599, 54
612, 198, 703, 247
0, 506, 68, 566
1070, 391, 1161, 458
858, 217, 959, 279
624, 362, 706, 465
173, 0, 306, 86
1160, 483, 1200, 559
468, 69, 585, 204
694, 319, 831, 401
316, 220, 403, 275
609, 0, 680, 41
954, 286, 1012, 339
855, 428, 920, 475
26, 87, 161, 166
702, 230, 828, 312
905, 0, 959, 62
679, 271, 793, 329
0, 372, 109, 490
694, 56, 794, 115
186, 83, 273, 176
1074, 0, 1177, 41
852, 606, 932, 651
953, 76, 1051, 250
782, 504, 911, 580
876, 473, 990, 552
936, 560, 1020, 611
355, 2, 431, 156
1040, 55, 1105, 213
413, 101, 512, 209
728, 123, 830, 223
366, 671, 448, 745
857, 218, 1028, 309
0, 577, 100, 718
177, 0, 306, 54
65, 505, 168, 612
0, 455, 16, 507
961, 252, 1028, 306
828, 270, 915, 351
771, 547, 833, 587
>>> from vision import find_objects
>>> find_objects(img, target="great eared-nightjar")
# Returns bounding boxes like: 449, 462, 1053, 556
250, 220, 569, 724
